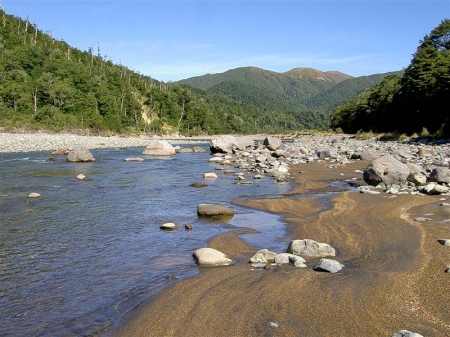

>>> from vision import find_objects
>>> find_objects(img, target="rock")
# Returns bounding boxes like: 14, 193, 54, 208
317, 148, 338, 159
204, 172, 217, 179
76, 174, 86, 180
67, 146, 95, 162
193, 247, 233, 267
27, 192, 41, 198
287, 239, 336, 257
124, 157, 145, 162
414, 217, 433, 222
51, 148, 70, 155
275, 253, 307, 267
197, 204, 234, 218
249, 249, 278, 264
363, 154, 410, 186
160, 222, 177, 230
192, 146, 206, 153
190, 181, 208, 188
142, 140, 176, 156
359, 151, 380, 161
210, 135, 253, 153
391, 330, 424, 337
313, 258, 344, 273
429, 166, 450, 184
178, 148, 193, 153
208, 157, 224, 163
437, 239, 450, 246
263, 136, 282, 151
185, 224, 193, 230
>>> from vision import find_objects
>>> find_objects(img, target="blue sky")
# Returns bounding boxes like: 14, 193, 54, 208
3, 0, 449, 82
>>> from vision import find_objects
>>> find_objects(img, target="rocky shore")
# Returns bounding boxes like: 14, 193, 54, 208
115, 134, 450, 337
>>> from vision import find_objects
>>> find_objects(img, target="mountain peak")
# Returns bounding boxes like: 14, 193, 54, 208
283, 68, 352, 83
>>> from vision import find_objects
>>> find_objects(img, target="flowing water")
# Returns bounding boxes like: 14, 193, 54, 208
0, 145, 292, 336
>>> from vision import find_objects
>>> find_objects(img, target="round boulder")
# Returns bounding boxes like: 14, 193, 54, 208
67, 146, 95, 162
363, 154, 410, 186
193, 247, 234, 267
142, 140, 176, 156
313, 258, 344, 273
287, 239, 336, 257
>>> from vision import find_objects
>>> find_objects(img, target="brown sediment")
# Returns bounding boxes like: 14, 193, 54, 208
116, 161, 450, 337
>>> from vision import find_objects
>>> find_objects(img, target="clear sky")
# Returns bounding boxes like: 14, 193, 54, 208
2, 0, 449, 82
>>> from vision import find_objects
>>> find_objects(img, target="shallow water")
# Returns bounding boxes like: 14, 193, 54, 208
0, 145, 292, 336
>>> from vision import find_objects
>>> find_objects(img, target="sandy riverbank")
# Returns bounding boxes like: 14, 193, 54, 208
115, 160, 450, 337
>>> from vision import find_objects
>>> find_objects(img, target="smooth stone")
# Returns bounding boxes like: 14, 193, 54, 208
288, 239, 336, 257
437, 239, 450, 246
76, 174, 86, 180
391, 330, 424, 337
414, 217, 433, 222
249, 249, 278, 264
204, 172, 217, 179
193, 247, 233, 267
197, 204, 234, 217
67, 146, 95, 162
190, 181, 208, 188
185, 224, 193, 230
142, 140, 176, 156
124, 157, 145, 162
313, 258, 344, 273
160, 222, 177, 230
27, 192, 41, 198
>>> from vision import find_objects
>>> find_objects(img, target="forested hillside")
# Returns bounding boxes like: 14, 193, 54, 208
0, 9, 312, 135
178, 67, 398, 126
331, 20, 450, 137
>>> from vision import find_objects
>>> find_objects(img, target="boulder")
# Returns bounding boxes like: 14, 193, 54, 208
263, 136, 282, 151
142, 140, 176, 156
287, 239, 336, 257
204, 172, 217, 179
391, 330, 424, 337
190, 181, 208, 188
363, 154, 411, 186
210, 135, 253, 153
27, 192, 41, 198
192, 146, 206, 153
317, 148, 338, 159
197, 204, 234, 218
313, 258, 344, 273
193, 247, 233, 267
428, 166, 450, 184
249, 249, 278, 264
67, 146, 95, 162
51, 148, 70, 155
160, 222, 177, 230
76, 174, 86, 180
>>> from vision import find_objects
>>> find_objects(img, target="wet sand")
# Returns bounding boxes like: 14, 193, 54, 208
116, 160, 450, 337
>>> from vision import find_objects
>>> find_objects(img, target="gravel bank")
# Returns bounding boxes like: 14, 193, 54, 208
0, 132, 211, 153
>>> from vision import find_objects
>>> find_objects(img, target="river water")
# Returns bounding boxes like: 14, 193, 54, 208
0, 144, 292, 336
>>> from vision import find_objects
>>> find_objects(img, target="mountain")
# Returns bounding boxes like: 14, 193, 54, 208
177, 67, 398, 120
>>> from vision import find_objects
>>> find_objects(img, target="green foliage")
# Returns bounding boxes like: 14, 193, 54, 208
331, 19, 450, 137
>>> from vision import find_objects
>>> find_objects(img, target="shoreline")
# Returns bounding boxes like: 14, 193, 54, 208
0, 132, 213, 153
114, 160, 450, 337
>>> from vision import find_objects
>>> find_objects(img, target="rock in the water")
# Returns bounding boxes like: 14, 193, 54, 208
160, 222, 177, 230
313, 258, 344, 273
391, 330, 424, 337
249, 249, 278, 264
204, 172, 217, 179
197, 204, 234, 218
27, 192, 41, 198
287, 239, 336, 257
185, 224, 193, 230
263, 136, 282, 151
193, 247, 233, 267
142, 140, 176, 156
124, 157, 145, 162
210, 135, 253, 153
67, 146, 95, 162
192, 146, 206, 153
190, 181, 208, 188
76, 174, 86, 180
51, 148, 70, 155
363, 154, 410, 186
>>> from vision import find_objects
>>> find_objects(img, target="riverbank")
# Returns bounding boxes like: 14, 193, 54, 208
0, 132, 212, 153
115, 160, 450, 337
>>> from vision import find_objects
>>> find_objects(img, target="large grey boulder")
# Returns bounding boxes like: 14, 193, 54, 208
263, 136, 282, 151
428, 166, 450, 184
193, 247, 233, 267
142, 140, 176, 156
67, 146, 95, 162
391, 330, 424, 337
249, 249, 278, 264
363, 154, 411, 186
287, 239, 336, 257
313, 258, 344, 273
317, 148, 338, 159
197, 204, 234, 218
210, 135, 253, 153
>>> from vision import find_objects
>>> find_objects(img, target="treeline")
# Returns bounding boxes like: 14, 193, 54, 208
0, 8, 310, 135
331, 20, 450, 137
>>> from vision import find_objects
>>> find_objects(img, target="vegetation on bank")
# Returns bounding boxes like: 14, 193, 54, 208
331, 20, 450, 138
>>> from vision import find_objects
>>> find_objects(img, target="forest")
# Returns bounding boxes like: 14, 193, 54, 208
330, 19, 450, 138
